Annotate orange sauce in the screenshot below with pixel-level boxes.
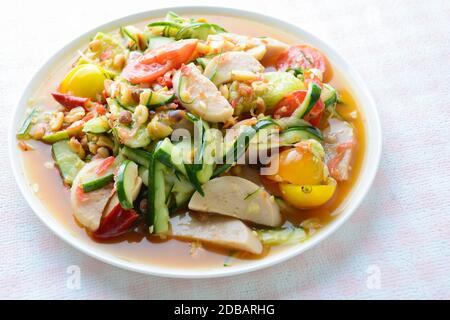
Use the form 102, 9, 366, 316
19, 14, 366, 269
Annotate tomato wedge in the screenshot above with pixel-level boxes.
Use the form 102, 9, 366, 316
92, 204, 139, 240
122, 39, 198, 84
273, 90, 325, 127
277, 44, 326, 74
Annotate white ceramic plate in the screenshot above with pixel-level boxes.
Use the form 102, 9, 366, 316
8, 6, 382, 278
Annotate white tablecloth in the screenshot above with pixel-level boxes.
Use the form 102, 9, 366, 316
1, 0, 449, 299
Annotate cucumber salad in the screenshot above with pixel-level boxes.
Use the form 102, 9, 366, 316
17, 12, 359, 257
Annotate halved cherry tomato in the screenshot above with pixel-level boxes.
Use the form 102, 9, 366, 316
279, 183, 336, 209
267, 148, 324, 186
122, 39, 198, 84
277, 44, 326, 74
92, 204, 139, 240
273, 90, 325, 127
58, 64, 107, 99
51, 92, 89, 109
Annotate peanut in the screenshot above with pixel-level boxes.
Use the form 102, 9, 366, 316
50, 112, 64, 132
134, 105, 149, 125
64, 107, 85, 123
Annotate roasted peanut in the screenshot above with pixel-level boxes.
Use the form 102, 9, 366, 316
119, 110, 132, 124
50, 112, 64, 132
97, 147, 110, 158
69, 137, 86, 159
64, 107, 85, 123
134, 105, 149, 125
97, 135, 114, 150
89, 40, 101, 52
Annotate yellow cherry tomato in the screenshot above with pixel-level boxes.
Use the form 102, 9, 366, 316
59, 64, 107, 99
267, 147, 324, 185
279, 183, 336, 209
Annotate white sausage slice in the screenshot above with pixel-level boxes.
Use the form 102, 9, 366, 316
171, 213, 263, 254
70, 159, 114, 231
203, 51, 264, 85
189, 176, 282, 227
173, 63, 233, 123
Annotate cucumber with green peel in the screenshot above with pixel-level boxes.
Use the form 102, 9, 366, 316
280, 126, 323, 145
147, 22, 182, 38
82, 116, 110, 134
116, 160, 139, 209
172, 174, 195, 208
175, 22, 226, 40
291, 82, 322, 119
196, 56, 212, 69
321, 83, 338, 109
153, 138, 187, 176
212, 118, 280, 178
52, 140, 85, 186
17, 107, 38, 140
147, 156, 170, 234
122, 126, 151, 148
142, 90, 175, 108
122, 146, 152, 167
153, 138, 204, 195
42, 130, 70, 143
81, 173, 114, 193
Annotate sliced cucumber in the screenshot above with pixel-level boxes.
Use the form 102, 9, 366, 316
17, 107, 37, 140
83, 116, 110, 134
212, 118, 279, 178
153, 138, 187, 176
81, 173, 114, 193
122, 146, 152, 167
280, 126, 323, 145
116, 160, 139, 209
143, 90, 175, 108
52, 140, 85, 186
138, 166, 148, 186
153, 138, 204, 195
175, 22, 226, 40
147, 36, 175, 51
172, 173, 195, 208
321, 83, 338, 109
196, 56, 212, 69
291, 82, 322, 119
42, 130, 70, 144
148, 156, 169, 234
147, 21, 182, 38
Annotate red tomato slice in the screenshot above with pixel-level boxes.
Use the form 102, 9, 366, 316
277, 44, 326, 74
122, 39, 198, 84
92, 204, 139, 240
273, 90, 325, 127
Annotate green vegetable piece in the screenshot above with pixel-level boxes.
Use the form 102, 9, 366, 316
257, 227, 307, 245
52, 140, 85, 185
17, 107, 38, 140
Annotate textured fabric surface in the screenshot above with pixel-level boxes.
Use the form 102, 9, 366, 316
1, 0, 449, 299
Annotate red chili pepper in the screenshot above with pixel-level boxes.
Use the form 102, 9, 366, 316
92, 204, 139, 239
95, 156, 115, 175
51, 92, 89, 109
